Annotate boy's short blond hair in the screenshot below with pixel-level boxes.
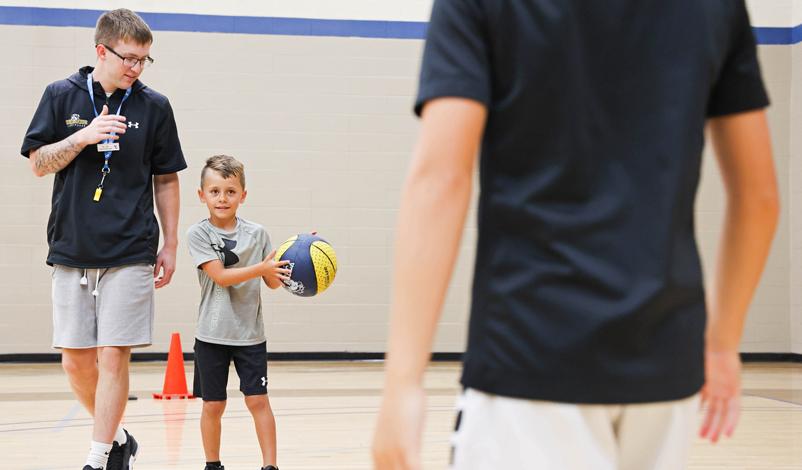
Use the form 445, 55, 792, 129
201, 155, 246, 188
95, 9, 153, 47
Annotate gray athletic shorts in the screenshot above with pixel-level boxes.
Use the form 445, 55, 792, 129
52, 264, 155, 349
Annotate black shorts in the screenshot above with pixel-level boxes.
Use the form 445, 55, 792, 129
193, 339, 268, 401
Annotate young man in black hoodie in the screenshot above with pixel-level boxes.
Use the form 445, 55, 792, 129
21, 9, 186, 470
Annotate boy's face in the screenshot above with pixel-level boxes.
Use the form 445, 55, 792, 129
97, 39, 151, 90
198, 170, 247, 222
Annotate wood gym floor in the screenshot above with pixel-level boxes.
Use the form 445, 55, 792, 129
0, 361, 799, 469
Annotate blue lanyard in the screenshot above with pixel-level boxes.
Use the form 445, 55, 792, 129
86, 73, 131, 177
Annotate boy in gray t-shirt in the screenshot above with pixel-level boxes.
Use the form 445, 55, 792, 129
187, 155, 289, 470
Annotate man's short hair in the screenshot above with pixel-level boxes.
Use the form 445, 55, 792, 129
202, 155, 246, 188
95, 9, 153, 47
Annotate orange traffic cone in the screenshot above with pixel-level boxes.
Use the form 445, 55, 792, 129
153, 332, 195, 400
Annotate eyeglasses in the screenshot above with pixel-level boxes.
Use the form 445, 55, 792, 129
101, 44, 154, 69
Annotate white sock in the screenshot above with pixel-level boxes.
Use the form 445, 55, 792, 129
86, 440, 113, 469
114, 426, 127, 445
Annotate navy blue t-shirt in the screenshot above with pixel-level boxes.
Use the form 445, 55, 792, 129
21, 66, 187, 268
416, 0, 769, 403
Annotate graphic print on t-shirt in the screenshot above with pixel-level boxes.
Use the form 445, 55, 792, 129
213, 238, 240, 267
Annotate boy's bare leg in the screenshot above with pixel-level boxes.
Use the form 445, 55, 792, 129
202, 400, 227, 462
245, 395, 277, 467
94, 346, 131, 442
61, 348, 99, 415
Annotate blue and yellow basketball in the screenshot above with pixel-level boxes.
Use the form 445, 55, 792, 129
275, 234, 337, 297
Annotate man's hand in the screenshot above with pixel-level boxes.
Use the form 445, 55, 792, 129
75, 104, 127, 146
699, 349, 742, 443
154, 244, 177, 289
372, 383, 426, 470
29, 103, 128, 177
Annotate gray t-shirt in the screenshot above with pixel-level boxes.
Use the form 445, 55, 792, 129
187, 217, 272, 346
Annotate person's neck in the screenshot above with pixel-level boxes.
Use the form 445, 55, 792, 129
209, 215, 237, 231
91, 63, 118, 95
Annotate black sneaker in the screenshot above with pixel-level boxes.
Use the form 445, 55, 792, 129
262, 466, 279, 470
82, 467, 102, 470
106, 440, 124, 470
107, 429, 139, 470
120, 430, 139, 469
204, 465, 224, 470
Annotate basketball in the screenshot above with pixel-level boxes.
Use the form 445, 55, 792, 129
275, 233, 338, 297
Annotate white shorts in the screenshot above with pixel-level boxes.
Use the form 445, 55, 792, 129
451, 388, 699, 470
51, 264, 155, 349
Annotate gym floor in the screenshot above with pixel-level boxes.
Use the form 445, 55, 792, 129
0, 361, 799, 469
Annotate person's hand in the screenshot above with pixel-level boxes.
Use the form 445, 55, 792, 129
699, 349, 742, 443
261, 249, 291, 282
154, 244, 177, 289
75, 104, 127, 146
372, 383, 426, 470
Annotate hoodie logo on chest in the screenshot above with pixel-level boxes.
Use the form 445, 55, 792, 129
65, 114, 88, 128
128, 121, 139, 129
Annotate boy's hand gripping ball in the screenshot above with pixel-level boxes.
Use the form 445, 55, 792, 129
275, 233, 337, 297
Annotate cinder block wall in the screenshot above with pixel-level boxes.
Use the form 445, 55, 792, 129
0, 0, 798, 355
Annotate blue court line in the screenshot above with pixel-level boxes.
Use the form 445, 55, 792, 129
0, 6, 800, 44
53, 402, 81, 434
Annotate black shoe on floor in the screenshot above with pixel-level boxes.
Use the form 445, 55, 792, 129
262, 466, 279, 470
120, 430, 139, 469
82, 466, 102, 470
107, 429, 139, 470
106, 440, 124, 470
204, 465, 225, 470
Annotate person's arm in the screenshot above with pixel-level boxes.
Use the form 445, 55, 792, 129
202, 259, 269, 288
262, 273, 285, 290
701, 109, 779, 443
29, 105, 127, 177
204, 250, 290, 288
372, 98, 486, 470
154, 173, 180, 288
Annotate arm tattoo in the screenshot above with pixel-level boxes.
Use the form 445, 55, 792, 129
33, 135, 84, 175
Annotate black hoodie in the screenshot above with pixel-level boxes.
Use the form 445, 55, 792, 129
21, 66, 187, 268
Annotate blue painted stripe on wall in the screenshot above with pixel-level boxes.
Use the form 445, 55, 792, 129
0, 6, 430, 39
0, 5, 799, 44
754, 24, 802, 44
